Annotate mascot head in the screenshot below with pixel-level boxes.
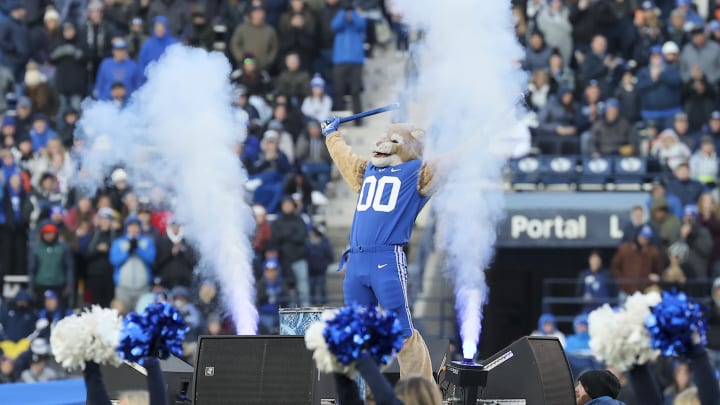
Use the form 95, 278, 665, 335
371, 124, 424, 167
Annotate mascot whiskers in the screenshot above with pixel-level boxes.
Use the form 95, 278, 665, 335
321, 116, 434, 381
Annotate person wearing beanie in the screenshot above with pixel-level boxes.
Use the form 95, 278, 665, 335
29, 222, 75, 307
576, 369, 623, 405
94, 39, 141, 101
109, 215, 156, 311
586, 97, 637, 156
301, 73, 333, 122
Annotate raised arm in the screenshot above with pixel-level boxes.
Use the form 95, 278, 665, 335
418, 161, 436, 196
322, 117, 368, 193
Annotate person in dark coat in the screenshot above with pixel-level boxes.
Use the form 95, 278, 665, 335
587, 98, 637, 156
537, 87, 585, 137
0, 170, 33, 289
576, 34, 613, 94
82, 2, 116, 89
0, 290, 36, 342
611, 225, 664, 295
49, 22, 87, 115
306, 226, 332, 305
636, 45, 683, 131
575, 369, 624, 405
278, 10, 315, 71
614, 67, 641, 124
271, 197, 309, 307
155, 220, 197, 290
569, 0, 616, 50
665, 163, 704, 207
676, 204, 712, 280
524, 30, 553, 72
83, 208, 117, 307
188, 5, 215, 52
0, 4, 31, 83
274, 52, 310, 103
682, 65, 717, 133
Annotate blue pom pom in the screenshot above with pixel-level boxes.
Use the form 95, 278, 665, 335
645, 290, 708, 357
117, 302, 189, 363
322, 305, 405, 366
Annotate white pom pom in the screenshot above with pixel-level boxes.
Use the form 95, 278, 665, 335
50, 306, 123, 371
588, 293, 660, 372
83, 306, 123, 367
51, 315, 92, 371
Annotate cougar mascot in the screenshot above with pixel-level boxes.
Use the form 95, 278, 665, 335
321, 116, 434, 380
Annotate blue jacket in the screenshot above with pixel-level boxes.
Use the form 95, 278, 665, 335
331, 10, 366, 65
0, 290, 37, 342
586, 397, 625, 405
30, 126, 58, 151
636, 64, 682, 112
138, 16, 178, 80
109, 235, 156, 287
94, 57, 141, 101
0, 15, 30, 72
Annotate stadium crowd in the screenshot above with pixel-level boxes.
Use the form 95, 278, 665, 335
0, 1, 719, 403
0, 0, 404, 384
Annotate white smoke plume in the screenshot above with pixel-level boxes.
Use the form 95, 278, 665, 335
76, 46, 257, 333
396, 1, 526, 359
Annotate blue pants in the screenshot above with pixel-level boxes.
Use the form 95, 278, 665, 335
343, 245, 413, 339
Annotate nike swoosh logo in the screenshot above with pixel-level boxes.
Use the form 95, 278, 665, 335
390, 168, 401, 172
377, 264, 388, 269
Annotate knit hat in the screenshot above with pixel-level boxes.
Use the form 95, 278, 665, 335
310, 74, 325, 89
578, 370, 621, 399
44, 8, 60, 22
124, 215, 141, 228
41, 223, 58, 235
639, 225, 654, 239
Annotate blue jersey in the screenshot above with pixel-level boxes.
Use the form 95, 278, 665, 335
350, 160, 430, 247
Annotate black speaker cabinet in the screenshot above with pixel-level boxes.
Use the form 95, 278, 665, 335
100, 354, 194, 404
193, 335, 336, 405
478, 336, 574, 405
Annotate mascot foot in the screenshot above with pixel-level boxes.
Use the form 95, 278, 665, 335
397, 329, 434, 382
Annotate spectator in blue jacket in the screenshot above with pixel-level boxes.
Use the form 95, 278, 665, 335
94, 39, 140, 101
0, 290, 36, 342
29, 114, 57, 152
138, 16, 178, 82
331, 4, 365, 122
256, 258, 287, 334
665, 162, 704, 207
36, 290, 71, 339
636, 45, 683, 131
0, 3, 30, 84
575, 251, 617, 312
110, 215, 156, 312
